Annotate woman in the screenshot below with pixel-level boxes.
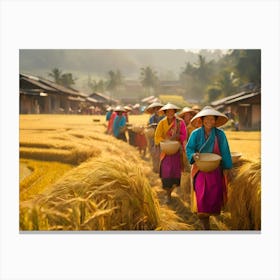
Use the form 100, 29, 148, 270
154, 103, 187, 203
105, 106, 113, 134
145, 102, 164, 172
178, 107, 198, 173
178, 106, 197, 140
107, 108, 117, 135
112, 106, 127, 142
186, 106, 233, 230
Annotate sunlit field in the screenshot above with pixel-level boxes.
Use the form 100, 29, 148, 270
19, 114, 261, 231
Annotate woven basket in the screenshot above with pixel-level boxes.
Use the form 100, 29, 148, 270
160, 140, 180, 155
194, 153, 221, 172
132, 126, 144, 133
144, 127, 155, 138
231, 152, 242, 163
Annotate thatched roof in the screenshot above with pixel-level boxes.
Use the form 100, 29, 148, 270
20, 73, 87, 98
88, 92, 118, 104
211, 91, 261, 110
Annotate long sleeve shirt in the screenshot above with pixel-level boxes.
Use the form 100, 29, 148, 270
154, 116, 187, 146
186, 126, 233, 169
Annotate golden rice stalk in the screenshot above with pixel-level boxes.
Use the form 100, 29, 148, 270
20, 156, 163, 230
20, 146, 101, 165
156, 207, 194, 231
227, 160, 261, 230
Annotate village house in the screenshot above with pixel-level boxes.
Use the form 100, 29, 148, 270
158, 80, 185, 96
20, 73, 99, 114
88, 92, 119, 107
211, 89, 261, 131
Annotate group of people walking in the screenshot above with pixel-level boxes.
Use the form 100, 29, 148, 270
105, 101, 233, 230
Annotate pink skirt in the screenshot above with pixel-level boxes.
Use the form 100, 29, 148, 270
194, 167, 225, 215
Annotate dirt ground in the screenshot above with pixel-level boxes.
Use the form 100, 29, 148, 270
137, 155, 228, 231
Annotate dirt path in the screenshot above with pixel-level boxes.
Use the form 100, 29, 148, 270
146, 160, 229, 231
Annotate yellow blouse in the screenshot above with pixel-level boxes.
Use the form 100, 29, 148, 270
154, 117, 186, 145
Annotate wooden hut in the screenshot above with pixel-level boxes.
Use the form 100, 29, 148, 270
211, 90, 261, 131
20, 73, 89, 114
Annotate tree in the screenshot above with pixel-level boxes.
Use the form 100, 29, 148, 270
227, 49, 261, 87
206, 85, 222, 102
106, 70, 124, 93
180, 56, 214, 101
48, 68, 76, 88
216, 70, 238, 96
48, 68, 62, 84
60, 73, 76, 87
139, 66, 159, 96
88, 76, 105, 92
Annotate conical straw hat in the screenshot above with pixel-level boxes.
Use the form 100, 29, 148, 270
159, 102, 181, 112
124, 105, 132, 111
191, 105, 202, 112
144, 102, 164, 114
190, 106, 228, 127
178, 106, 197, 118
114, 105, 126, 112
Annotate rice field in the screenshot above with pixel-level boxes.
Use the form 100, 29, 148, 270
19, 114, 261, 231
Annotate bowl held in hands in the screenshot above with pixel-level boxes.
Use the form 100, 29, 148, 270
160, 140, 180, 155
194, 153, 222, 172
231, 152, 242, 163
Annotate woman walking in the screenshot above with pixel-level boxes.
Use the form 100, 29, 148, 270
112, 106, 127, 142
145, 102, 164, 172
178, 106, 198, 172
186, 106, 233, 230
154, 103, 187, 203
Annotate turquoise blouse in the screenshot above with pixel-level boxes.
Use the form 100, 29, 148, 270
113, 115, 126, 137
186, 126, 233, 169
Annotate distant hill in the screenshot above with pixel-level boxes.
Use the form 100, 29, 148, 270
19, 49, 226, 92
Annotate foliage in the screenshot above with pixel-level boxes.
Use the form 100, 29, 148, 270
106, 69, 124, 92
88, 76, 105, 92
48, 68, 76, 87
48, 67, 62, 83
179, 49, 261, 102
206, 85, 222, 102
228, 49, 261, 86
140, 66, 159, 95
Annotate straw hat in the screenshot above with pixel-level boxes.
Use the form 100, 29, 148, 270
114, 105, 126, 112
124, 105, 132, 111
144, 102, 164, 114
191, 105, 202, 112
190, 106, 228, 127
159, 103, 181, 112
178, 106, 197, 118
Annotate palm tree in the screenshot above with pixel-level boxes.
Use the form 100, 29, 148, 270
140, 66, 159, 96
48, 68, 76, 87
60, 73, 76, 87
48, 68, 62, 84
107, 70, 124, 92
217, 70, 238, 96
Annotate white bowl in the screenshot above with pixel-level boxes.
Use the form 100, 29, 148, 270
195, 153, 222, 172
231, 152, 242, 163
160, 140, 180, 155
